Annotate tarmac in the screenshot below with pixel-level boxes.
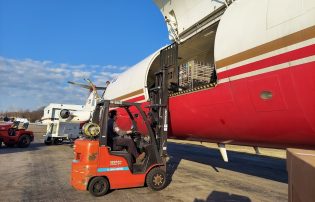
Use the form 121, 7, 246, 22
0, 132, 288, 202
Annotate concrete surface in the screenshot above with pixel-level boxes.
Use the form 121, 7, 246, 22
0, 134, 288, 202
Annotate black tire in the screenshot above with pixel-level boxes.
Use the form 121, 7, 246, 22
18, 134, 31, 148
44, 136, 53, 145
88, 177, 109, 197
146, 167, 167, 191
53, 138, 63, 145
5, 142, 16, 147
44, 140, 52, 145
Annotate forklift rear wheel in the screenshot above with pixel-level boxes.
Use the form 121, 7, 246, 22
18, 135, 31, 148
88, 177, 109, 197
146, 167, 167, 191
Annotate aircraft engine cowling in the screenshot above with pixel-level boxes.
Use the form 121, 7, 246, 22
59, 109, 91, 122
60, 109, 71, 119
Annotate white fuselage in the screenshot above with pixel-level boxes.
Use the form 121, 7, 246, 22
104, 0, 315, 148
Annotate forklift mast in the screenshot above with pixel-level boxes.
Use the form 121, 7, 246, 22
149, 43, 178, 158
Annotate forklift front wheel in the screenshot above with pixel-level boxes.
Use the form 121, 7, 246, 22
88, 177, 109, 197
146, 167, 167, 191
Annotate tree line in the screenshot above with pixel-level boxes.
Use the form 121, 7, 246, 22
0, 107, 45, 123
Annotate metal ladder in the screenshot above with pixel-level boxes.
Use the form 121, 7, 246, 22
149, 43, 178, 159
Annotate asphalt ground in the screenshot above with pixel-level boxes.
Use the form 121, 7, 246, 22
0, 134, 288, 202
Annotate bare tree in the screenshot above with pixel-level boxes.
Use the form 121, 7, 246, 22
0, 107, 45, 122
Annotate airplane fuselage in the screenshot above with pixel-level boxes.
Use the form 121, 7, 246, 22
104, 0, 315, 149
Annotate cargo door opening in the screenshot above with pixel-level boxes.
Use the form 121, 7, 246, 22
146, 23, 219, 97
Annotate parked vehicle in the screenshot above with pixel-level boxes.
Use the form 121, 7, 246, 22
0, 121, 34, 148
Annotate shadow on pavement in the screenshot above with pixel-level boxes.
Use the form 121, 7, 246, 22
194, 190, 251, 202
0, 138, 73, 155
0, 142, 46, 154
166, 142, 287, 186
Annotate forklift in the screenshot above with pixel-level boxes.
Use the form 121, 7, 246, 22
71, 44, 178, 196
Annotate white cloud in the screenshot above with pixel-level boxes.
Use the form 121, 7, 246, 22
0, 56, 129, 111
119, 66, 129, 70
72, 71, 91, 78
49, 68, 68, 73
70, 64, 86, 69
91, 65, 100, 68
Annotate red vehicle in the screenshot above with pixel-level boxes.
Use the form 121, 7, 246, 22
0, 122, 34, 148
71, 100, 168, 196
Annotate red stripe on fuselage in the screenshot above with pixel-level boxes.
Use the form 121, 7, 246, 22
218, 44, 315, 79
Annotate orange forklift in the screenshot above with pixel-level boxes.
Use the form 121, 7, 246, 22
71, 44, 177, 196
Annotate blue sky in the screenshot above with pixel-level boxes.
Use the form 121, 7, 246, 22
0, 0, 170, 111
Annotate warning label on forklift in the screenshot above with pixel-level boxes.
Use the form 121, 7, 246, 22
110, 160, 122, 166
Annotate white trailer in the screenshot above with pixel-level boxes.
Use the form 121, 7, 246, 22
41, 103, 84, 124
45, 121, 81, 144
42, 103, 85, 145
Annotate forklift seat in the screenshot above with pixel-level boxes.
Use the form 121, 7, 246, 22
108, 137, 127, 152
110, 150, 133, 171
104, 131, 133, 169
